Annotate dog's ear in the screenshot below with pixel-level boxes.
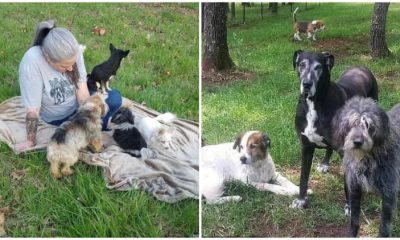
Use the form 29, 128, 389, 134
372, 109, 390, 146
233, 133, 243, 152
101, 102, 107, 116
293, 50, 303, 69
332, 107, 350, 150
109, 43, 116, 52
262, 134, 271, 148
123, 50, 130, 57
323, 52, 334, 71
128, 111, 135, 125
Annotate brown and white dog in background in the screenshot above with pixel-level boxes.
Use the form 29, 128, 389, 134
201, 131, 311, 204
293, 7, 325, 41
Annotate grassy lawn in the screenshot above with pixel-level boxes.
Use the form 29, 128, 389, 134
0, 3, 199, 237
202, 3, 400, 237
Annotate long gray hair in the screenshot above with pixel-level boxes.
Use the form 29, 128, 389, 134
32, 20, 80, 87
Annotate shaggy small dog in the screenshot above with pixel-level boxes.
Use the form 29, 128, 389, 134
201, 131, 310, 204
332, 97, 400, 237
47, 93, 108, 179
292, 7, 325, 41
87, 43, 130, 93
110, 107, 147, 157
135, 112, 176, 151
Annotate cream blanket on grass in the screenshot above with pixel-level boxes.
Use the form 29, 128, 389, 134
0, 96, 199, 203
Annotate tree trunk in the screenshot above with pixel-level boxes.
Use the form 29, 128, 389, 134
242, 3, 246, 24
261, 3, 264, 19
201, 3, 205, 33
370, 3, 391, 58
231, 2, 235, 19
270, 3, 278, 14
203, 3, 234, 72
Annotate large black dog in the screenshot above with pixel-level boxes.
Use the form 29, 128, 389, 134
87, 43, 130, 93
290, 50, 378, 209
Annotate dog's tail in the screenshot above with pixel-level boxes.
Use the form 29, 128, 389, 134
155, 112, 176, 124
51, 128, 67, 144
293, 7, 299, 22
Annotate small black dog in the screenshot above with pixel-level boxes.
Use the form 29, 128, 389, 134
110, 107, 147, 157
87, 43, 130, 93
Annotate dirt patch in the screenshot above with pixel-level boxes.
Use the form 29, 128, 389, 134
313, 222, 349, 237
378, 70, 400, 90
252, 217, 348, 237
313, 37, 369, 60
202, 70, 257, 87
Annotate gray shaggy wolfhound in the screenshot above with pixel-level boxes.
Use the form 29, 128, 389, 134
332, 96, 400, 237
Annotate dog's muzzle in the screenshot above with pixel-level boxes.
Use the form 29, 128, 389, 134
240, 156, 247, 164
352, 138, 363, 149
301, 82, 313, 97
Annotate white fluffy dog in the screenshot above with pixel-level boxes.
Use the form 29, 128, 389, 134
201, 131, 309, 204
135, 112, 176, 150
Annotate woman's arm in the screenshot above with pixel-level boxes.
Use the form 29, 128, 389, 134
75, 48, 90, 106
17, 49, 43, 152
76, 81, 90, 106
15, 107, 40, 152
26, 108, 39, 144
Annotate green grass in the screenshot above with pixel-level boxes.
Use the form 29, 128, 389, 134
0, 3, 198, 237
202, 3, 400, 237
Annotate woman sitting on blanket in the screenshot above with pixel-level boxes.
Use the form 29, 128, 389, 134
15, 20, 122, 152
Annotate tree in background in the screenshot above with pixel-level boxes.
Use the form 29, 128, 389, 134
270, 3, 278, 14
370, 3, 391, 58
231, 2, 235, 20
203, 3, 234, 72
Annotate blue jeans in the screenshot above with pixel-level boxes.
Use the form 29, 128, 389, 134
47, 89, 122, 131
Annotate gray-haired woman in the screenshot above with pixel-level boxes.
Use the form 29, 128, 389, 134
16, 20, 121, 152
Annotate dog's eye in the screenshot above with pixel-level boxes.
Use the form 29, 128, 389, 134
315, 65, 322, 70
249, 144, 256, 149
299, 62, 306, 68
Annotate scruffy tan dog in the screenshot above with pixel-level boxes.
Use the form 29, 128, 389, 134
47, 93, 108, 179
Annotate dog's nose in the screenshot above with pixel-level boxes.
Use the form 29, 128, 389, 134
302, 82, 312, 89
240, 156, 247, 164
353, 139, 363, 148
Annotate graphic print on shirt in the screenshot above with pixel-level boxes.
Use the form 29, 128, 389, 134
49, 78, 75, 105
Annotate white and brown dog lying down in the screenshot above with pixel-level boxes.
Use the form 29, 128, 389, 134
201, 131, 312, 204
293, 7, 325, 41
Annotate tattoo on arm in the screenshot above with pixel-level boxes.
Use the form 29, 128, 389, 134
26, 112, 38, 144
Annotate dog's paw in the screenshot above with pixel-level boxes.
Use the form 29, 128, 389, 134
51, 170, 63, 179
316, 163, 329, 173
307, 189, 313, 195
344, 204, 351, 216
61, 166, 74, 176
276, 188, 298, 196
290, 198, 308, 209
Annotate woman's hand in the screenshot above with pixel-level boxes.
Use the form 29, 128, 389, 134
15, 140, 35, 153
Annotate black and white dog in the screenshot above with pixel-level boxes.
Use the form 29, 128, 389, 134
332, 97, 400, 237
87, 43, 130, 93
110, 107, 147, 157
291, 50, 378, 209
